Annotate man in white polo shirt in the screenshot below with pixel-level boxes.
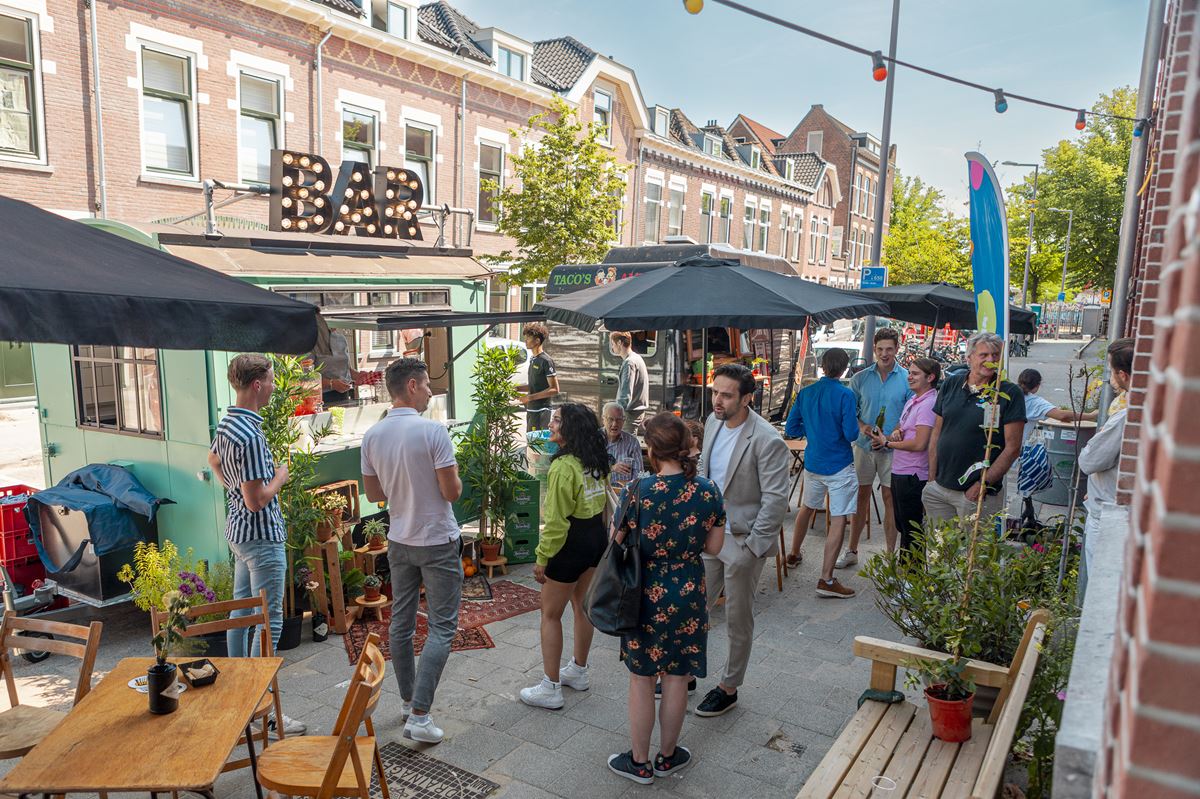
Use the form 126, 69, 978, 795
361, 358, 462, 744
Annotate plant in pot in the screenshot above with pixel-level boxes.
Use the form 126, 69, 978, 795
362, 574, 383, 601
315, 491, 349, 542
363, 517, 388, 551
147, 589, 192, 715
905, 654, 977, 743
456, 345, 524, 563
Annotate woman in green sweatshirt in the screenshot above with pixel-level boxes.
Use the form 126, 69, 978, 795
520, 403, 611, 710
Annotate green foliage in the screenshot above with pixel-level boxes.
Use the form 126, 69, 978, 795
904, 656, 976, 702
363, 517, 387, 543
151, 590, 192, 664
1006, 87, 1136, 296
456, 346, 524, 543
479, 96, 628, 286
118, 541, 212, 613
882, 171, 972, 288
363, 574, 383, 589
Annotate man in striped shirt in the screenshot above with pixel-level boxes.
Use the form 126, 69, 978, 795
208, 353, 305, 737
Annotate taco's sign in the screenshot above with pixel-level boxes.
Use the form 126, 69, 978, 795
268, 149, 425, 239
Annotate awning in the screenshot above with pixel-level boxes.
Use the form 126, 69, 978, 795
326, 310, 545, 331
165, 243, 489, 280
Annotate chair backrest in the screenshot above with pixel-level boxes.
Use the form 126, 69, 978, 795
313, 633, 385, 799
0, 611, 103, 707
150, 589, 273, 658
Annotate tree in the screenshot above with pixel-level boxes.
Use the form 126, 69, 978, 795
480, 96, 628, 286
1005, 87, 1136, 294
881, 171, 973, 287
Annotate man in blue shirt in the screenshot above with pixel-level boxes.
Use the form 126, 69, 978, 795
784, 348, 861, 598
838, 328, 911, 569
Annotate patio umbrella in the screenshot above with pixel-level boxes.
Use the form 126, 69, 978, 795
535, 255, 889, 331
857, 281, 1038, 336
0, 196, 319, 353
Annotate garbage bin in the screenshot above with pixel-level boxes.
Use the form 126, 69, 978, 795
1033, 418, 1097, 507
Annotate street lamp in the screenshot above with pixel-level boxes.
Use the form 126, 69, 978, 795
1001, 161, 1039, 307
1047, 207, 1074, 337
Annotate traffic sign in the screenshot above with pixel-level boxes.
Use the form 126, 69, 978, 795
1058, 292, 1066, 302
1101, 288, 1113, 306
861, 267, 887, 290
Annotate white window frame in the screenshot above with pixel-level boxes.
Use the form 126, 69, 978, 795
496, 45, 525, 81
386, 1, 413, 39
792, 211, 803, 262
742, 197, 757, 250
0, 4, 47, 165
750, 146, 761, 170
779, 209, 791, 258
717, 190, 733, 244
756, 201, 771, 253
643, 172, 663, 244
704, 134, 721, 157
136, 42, 200, 181
849, 224, 858, 268
593, 88, 613, 147
699, 188, 715, 244
475, 131, 506, 230
233, 67, 284, 185
654, 107, 670, 137
340, 103, 378, 167
127, 23, 206, 184
806, 130, 822, 155
820, 217, 830, 265
808, 216, 818, 264
666, 176, 686, 238
337, 88, 386, 169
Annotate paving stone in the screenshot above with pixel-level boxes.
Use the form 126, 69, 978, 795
563, 692, 631, 732
429, 723, 524, 772
505, 707, 587, 750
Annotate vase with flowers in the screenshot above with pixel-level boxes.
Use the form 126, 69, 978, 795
315, 491, 349, 542
148, 590, 191, 715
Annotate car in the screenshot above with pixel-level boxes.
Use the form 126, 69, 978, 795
482, 335, 531, 385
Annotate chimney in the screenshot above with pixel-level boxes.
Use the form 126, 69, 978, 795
706, 119, 717, 128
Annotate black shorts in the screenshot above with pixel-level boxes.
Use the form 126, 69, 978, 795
544, 514, 607, 583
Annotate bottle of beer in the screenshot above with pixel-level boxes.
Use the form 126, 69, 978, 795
874, 405, 886, 433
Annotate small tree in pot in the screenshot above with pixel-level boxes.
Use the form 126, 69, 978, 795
456, 345, 524, 560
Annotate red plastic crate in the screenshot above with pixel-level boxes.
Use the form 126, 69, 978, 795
0, 484, 38, 564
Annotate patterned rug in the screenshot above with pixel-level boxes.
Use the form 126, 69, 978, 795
370, 741, 498, 799
343, 612, 494, 665
422, 579, 542, 629
461, 573, 493, 601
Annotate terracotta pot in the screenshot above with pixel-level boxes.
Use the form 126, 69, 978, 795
369, 535, 387, 551
481, 541, 502, 561
364, 586, 381, 601
926, 685, 974, 742
316, 521, 335, 542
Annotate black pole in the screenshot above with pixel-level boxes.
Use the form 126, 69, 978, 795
928, 308, 940, 356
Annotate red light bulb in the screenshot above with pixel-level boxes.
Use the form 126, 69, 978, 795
871, 51, 887, 82
1074, 110, 1086, 131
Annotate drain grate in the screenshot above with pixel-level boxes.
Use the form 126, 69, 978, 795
371, 741, 499, 799
767, 732, 808, 758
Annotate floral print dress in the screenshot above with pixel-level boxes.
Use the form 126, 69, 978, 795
618, 473, 726, 677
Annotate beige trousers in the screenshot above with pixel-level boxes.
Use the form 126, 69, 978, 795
703, 535, 768, 690
921, 480, 1005, 526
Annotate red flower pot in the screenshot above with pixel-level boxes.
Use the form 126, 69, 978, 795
364, 586, 381, 601
926, 686, 974, 742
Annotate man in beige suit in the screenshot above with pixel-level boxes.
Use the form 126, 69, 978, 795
694, 363, 790, 717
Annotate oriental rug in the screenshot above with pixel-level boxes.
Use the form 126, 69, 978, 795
343, 612, 494, 664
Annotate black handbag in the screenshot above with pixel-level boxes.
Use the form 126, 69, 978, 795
585, 478, 643, 636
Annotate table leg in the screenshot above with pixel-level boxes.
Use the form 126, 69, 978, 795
244, 723, 265, 799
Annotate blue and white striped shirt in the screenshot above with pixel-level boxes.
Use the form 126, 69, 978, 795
211, 407, 286, 544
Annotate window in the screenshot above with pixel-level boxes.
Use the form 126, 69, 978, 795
497, 46, 524, 80
750, 147, 761, 169
238, 73, 280, 184
784, 160, 795, 181
852, 173, 861, 213
387, 2, 408, 37
477, 142, 503, 225
141, 47, 193, 175
699, 191, 714, 244
868, 177, 876, 218
667, 184, 684, 237
806, 130, 823, 156
849, 226, 858, 268
792, 213, 803, 262
342, 106, 376, 166
808, 217, 818, 263
717, 195, 732, 244
643, 181, 662, 243
405, 123, 434, 200
780, 210, 791, 258
654, 107, 670, 136
0, 12, 38, 159
364, 289, 450, 352
742, 201, 755, 250
73, 346, 163, 437
608, 187, 624, 237
820, 218, 830, 264
756, 206, 769, 252
704, 135, 721, 157
593, 89, 612, 145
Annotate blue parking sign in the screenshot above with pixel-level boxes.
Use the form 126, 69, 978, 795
861, 267, 887, 289
1058, 292, 1066, 302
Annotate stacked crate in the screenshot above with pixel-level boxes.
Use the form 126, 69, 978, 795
0, 485, 44, 592
503, 473, 540, 565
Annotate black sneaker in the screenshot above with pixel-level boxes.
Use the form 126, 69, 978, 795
608, 751, 654, 785
654, 677, 698, 700
694, 687, 738, 717
653, 745, 693, 777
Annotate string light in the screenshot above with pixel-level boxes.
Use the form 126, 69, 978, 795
871, 51, 887, 82
1075, 110, 1087, 131
994, 89, 1008, 114
682, 0, 704, 13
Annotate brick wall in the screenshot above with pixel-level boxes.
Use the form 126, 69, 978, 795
1100, 2, 1200, 797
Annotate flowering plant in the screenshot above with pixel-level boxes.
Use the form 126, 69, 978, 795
151, 589, 192, 665
119, 541, 220, 614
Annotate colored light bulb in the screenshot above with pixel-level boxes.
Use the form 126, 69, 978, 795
872, 51, 887, 82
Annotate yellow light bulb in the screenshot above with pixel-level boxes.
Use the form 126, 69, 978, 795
683, 0, 703, 13
335, 221, 345, 231
360, 189, 370, 199
313, 162, 323, 173
300, 156, 311, 168
367, 223, 377, 234
384, 225, 393, 234
297, 219, 308, 230
351, 213, 361, 222
387, 170, 396, 180
407, 226, 416, 236
282, 153, 294, 165
282, 197, 293, 208
314, 215, 324, 226
280, 218, 292, 228
385, 206, 394, 217
340, 204, 350, 214
363, 207, 373, 217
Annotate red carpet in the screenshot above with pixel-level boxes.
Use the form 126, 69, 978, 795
343, 612, 494, 664
424, 580, 543, 629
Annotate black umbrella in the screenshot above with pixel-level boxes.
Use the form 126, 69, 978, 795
535, 255, 889, 331
0, 196, 318, 353
857, 282, 1037, 336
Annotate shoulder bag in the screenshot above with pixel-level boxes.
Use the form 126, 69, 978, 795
585, 477, 644, 636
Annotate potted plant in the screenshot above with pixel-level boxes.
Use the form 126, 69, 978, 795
363, 518, 388, 551
148, 589, 192, 715
362, 574, 383, 601
456, 346, 524, 562
905, 656, 976, 742
315, 491, 349, 542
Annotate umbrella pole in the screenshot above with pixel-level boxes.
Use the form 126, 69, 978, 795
928, 308, 940, 356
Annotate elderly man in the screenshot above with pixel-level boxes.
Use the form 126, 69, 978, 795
924, 332, 1026, 524
601, 402, 643, 486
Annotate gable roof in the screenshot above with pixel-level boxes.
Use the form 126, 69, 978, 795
731, 114, 785, 155
417, 1, 494, 64
531, 36, 597, 91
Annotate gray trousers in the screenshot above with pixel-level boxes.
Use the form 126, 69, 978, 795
387, 539, 463, 712
921, 480, 1004, 526
703, 536, 768, 690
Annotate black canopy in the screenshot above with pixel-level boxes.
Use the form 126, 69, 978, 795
858, 282, 1037, 335
0, 196, 319, 353
535, 255, 889, 331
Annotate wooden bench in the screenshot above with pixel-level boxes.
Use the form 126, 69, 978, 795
797, 609, 1049, 799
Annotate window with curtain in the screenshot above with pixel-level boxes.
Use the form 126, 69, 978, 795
0, 13, 37, 158
667, 185, 684, 237
141, 47, 193, 175
477, 142, 503, 224
699, 191, 714, 244
405, 123, 434, 200
643, 181, 662, 243
238, 73, 280, 184
342, 106, 376, 167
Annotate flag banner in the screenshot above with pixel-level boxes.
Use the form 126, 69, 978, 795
965, 152, 1010, 341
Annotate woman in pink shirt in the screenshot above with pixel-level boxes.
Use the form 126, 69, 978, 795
869, 358, 940, 555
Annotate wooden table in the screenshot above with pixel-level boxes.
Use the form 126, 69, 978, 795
784, 438, 807, 506
0, 656, 281, 798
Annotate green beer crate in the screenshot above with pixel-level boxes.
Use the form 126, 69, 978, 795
508, 473, 540, 515
504, 529, 538, 565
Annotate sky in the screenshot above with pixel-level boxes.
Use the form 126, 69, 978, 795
451, 0, 1147, 209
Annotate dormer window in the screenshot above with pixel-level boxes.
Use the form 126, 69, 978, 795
654, 107, 670, 136
497, 46, 524, 80
750, 147, 761, 169
785, 160, 795, 181
704, 135, 721, 157
386, 2, 408, 38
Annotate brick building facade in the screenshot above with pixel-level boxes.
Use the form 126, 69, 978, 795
1098, 1, 1200, 796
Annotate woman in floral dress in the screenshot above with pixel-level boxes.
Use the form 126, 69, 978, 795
607, 412, 725, 785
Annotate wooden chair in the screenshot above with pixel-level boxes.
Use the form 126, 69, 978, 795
0, 611, 103, 761
797, 609, 1051, 799
151, 589, 285, 772
256, 632, 391, 799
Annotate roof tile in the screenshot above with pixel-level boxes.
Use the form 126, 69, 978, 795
531, 36, 596, 91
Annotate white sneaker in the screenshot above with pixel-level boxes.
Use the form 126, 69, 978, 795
403, 713, 444, 743
519, 677, 565, 709
835, 550, 859, 569
401, 699, 413, 720
559, 659, 590, 691
259, 714, 306, 738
